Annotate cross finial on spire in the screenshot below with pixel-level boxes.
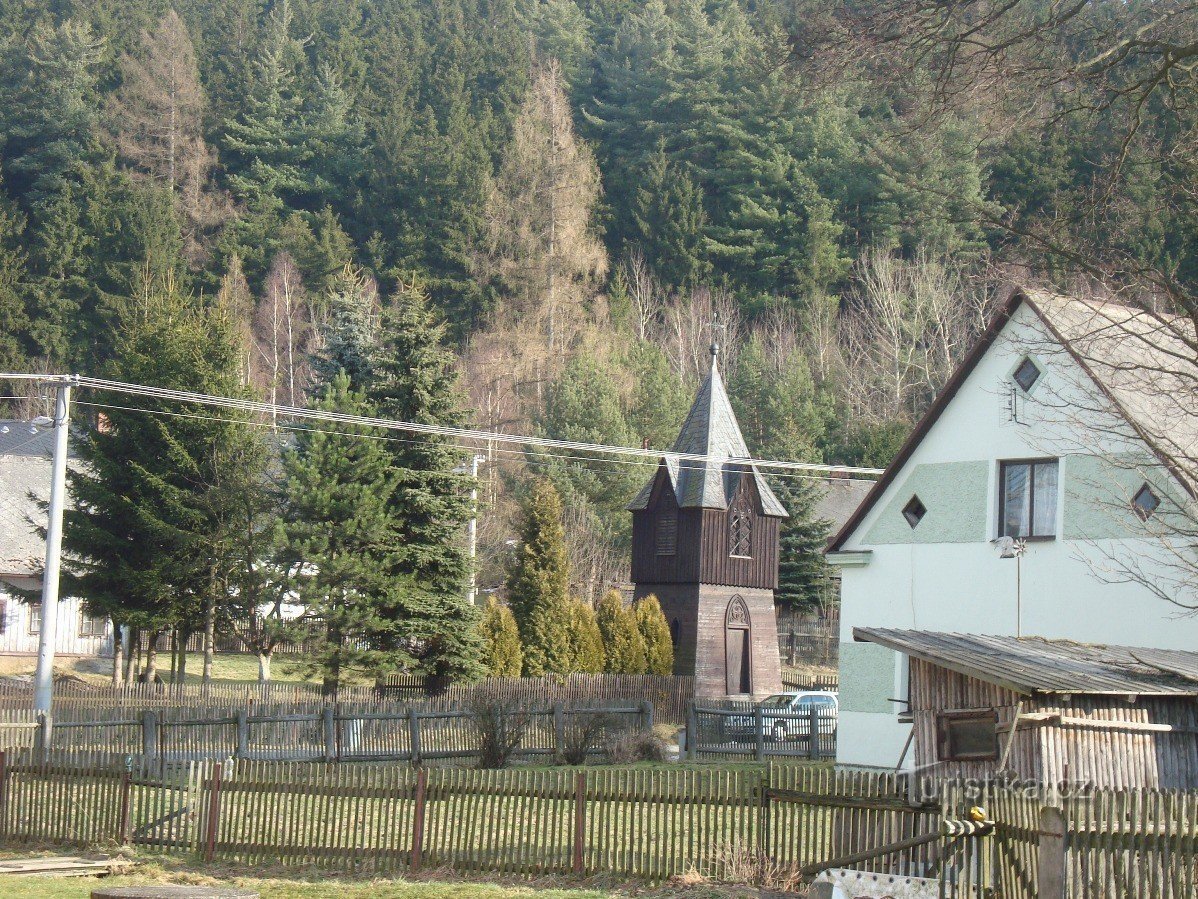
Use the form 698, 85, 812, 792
710, 313, 725, 368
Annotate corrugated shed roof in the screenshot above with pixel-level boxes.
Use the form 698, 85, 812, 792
627, 358, 787, 517
854, 628, 1198, 696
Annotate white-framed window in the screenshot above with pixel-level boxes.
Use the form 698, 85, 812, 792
79, 610, 106, 638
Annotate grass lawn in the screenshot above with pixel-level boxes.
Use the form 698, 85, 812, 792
0, 874, 619, 899
0, 860, 754, 899
0, 653, 332, 687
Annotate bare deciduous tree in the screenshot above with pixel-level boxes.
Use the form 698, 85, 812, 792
484, 57, 608, 355
836, 250, 996, 423
252, 252, 314, 419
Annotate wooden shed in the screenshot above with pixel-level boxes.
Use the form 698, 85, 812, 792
855, 628, 1198, 790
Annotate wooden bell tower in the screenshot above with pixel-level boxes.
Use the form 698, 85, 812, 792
628, 343, 785, 698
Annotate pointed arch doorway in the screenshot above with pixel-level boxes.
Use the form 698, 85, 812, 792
725, 595, 752, 695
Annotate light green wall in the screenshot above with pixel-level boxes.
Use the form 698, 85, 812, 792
1063, 454, 1186, 540
838, 642, 896, 714
863, 461, 989, 545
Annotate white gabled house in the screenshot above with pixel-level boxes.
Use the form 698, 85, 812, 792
827, 289, 1198, 769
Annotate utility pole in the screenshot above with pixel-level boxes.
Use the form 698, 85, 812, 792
33, 376, 75, 713
467, 453, 485, 606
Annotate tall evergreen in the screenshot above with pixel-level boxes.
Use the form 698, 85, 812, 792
506, 478, 575, 676
595, 590, 647, 674
480, 600, 523, 677
367, 275, 476, 611
565, 599, 606, 673
635, 594, 674, 676
64, 280, 258, 681
278, 375, 408, 694
773, 478, 833, 613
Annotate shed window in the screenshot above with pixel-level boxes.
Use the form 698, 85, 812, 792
655, 513, 678, 555
902, 495, 926, 529
1133, 483, 1160, 521
937, 711, 999, 762
1013, 357, 1042, 392
999, 459, 1058, 539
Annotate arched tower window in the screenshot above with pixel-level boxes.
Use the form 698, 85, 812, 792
724, 595, 752, 694
729, 488, 753, 557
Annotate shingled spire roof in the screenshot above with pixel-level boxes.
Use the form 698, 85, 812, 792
627, 349, 788, 517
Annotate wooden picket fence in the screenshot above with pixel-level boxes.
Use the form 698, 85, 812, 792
0, 751, 934, 883
22, 701, 653, 766
0, 674, 695, 725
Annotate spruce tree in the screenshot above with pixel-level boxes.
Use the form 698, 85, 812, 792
278, 374, 409, 694
312, 264, 377, 388
595, 590, 647, 674
566, 599, 605, 673
64, 279, 261, 682
480, 600, 523, 677
773, 478, 833, 614
367, 275, 476, 609
506, 478, 575, 676
635, 594, 674, 676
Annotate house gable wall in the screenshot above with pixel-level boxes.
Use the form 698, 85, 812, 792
835, 301, 1198, 769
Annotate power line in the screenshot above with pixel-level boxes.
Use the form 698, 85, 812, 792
1, 372, 885, 478
73, 399, 879, 484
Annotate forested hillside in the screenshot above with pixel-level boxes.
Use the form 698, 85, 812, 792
0, 0, 1192, 659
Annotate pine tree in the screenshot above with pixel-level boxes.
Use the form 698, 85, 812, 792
506, 478, 575, 676
0, 186, 29, 372
480, 600, 523, 677
566, 599, 605, 673
635, 594, 674, 676
278, 374, 409, 694
484, 57, 607, 347
595, 590, 647, 674
0, 20, 105, 211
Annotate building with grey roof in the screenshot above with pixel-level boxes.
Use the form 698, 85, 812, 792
0, 421, 110, 657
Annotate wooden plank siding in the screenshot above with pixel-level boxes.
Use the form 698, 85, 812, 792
909, 658, 1198, 790
631, 471, 779, 590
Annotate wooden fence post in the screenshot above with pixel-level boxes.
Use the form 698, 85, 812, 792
322, 706, 336, 762
410, 767, 428, 871
754, 705, 765, 762
203, 761, 223, 862
686, 703, 698, 760
639, 700, 653, 732
1037, 805, 1066, 899
0, 750, 8, 835
808, 706, 820, 760
408, 710, 422, 766
572, 770, 586, 874
141, 710, 158, 765
235, 710, 248, 759
552, 703, 565, 755
118, 763, 132, 844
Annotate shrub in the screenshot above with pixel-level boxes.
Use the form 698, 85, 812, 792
605, 728, 669, 764
635, 594, 674, 675
596, 590, 647, 673
479, 600, 523, 677
559, 710, 617, 765
565, 599, 605, 673
468, 687, 533, 769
